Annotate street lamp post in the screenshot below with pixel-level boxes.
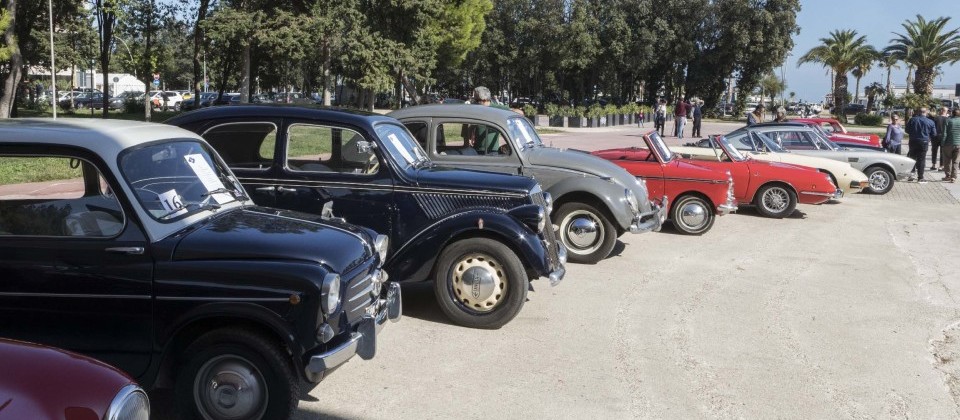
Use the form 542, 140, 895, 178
48, 0, 56, 118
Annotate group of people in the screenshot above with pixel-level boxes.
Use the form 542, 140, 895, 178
885, 107, 960, 183
650, 98, 703, 139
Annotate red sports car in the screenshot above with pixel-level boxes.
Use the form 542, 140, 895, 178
791, 117, 883, 150
592, 131, 736, 235
596, 131, 840, 223
0, 338, 149, 420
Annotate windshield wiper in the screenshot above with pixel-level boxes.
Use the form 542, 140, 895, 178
158, 201, 221, 220
202, 186, 250, 202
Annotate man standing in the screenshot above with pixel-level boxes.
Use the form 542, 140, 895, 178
905, 107, 938, 183
472, 86, 511, 111
932, 107, 949, 171
674, 98, 690, 138
942, 108, 960, 183
654, 99, 667, 136
691, 100, 703, 137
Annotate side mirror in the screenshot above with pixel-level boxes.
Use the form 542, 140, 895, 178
356, 140, 375, 154
321, 201, 347, 224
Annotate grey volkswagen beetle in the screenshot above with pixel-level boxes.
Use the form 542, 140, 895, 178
391, 104, 666, 264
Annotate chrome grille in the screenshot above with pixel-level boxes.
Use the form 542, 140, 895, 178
413, 193, 515, 220
344, 270, 376, 325
531, 191, 561, 269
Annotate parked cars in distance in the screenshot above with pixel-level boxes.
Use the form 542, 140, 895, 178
676, 127, 869, 196
746, 122, 915, 194
213, 92, 241, 106
842, 103, 866, 115
181, 92, 218, 110
168, 106, 566, 329
791, 117, 883, 150
108, 91, 145, 110
148, 90, 183, 111
0, 338, 150, 420
591, 131, 736, 234
390, 104, 665, 263
0, 118, 400, 419
59, 91, 106, 110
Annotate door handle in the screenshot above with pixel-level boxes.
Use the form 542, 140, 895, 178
277, 187, 297, 193
255, 186, 277, 193
105, 247, 145, 255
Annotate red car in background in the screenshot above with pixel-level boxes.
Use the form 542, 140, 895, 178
592, 131, 737, 235
0, 338, 149, 419
792, 117, 883, 150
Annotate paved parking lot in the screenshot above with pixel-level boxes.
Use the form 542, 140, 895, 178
282, 126, 960, 419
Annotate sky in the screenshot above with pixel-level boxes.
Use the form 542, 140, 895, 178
784, 0, 960, 103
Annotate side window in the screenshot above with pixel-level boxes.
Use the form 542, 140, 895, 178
287, 124, 378, 175
403, 122, 429, 151
435, 122, 511, 157
726, 132, 752, 150
202, 123, 277, 170
777, 131, 811, 148
821, 123, 835, 133
0, 156, 123, 237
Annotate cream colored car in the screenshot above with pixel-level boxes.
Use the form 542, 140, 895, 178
675, 129, 867, 196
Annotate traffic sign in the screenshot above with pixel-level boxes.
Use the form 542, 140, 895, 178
152, 80, 160, 86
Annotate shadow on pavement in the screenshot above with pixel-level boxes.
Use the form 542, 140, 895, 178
397, 283, 458, 327
734, 206, 807, 219
149, 386, 357, 420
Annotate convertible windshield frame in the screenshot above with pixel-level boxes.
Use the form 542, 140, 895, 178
715, 136, 747, 162
647, 131, 674, 162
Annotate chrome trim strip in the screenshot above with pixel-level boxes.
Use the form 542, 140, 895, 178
640, 176, 726, 184
0, 292, 151, 299
236, 177, 526, 198
155, 296, 290, 302
348, 283, 375, 302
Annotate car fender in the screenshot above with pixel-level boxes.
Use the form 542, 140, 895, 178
386, 210, 548, 282
545, 176, 632, 230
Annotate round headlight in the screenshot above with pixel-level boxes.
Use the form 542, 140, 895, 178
542, 192, 554, 214
322, 273, 341, 316
106, 384, 150, 420
624, 188, 639, 213
374, 234, 389, 263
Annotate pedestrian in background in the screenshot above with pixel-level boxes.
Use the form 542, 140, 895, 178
654, 99, 667, 136
637, 108, 645, 128
691, 100, 703, 137
883, 114, 904, 155
905, 107, 937, 183
932, 107, 949, 171
674, 98, 690, 138
773, 105, 788, 122
747, 103, 764, 126
942, 108, 960, 182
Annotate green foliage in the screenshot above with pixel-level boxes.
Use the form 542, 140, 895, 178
797, 29, 876, 123
603, 104, 618, 115
545, 102, 561, 117
123, 98, 144, 113
884, 15, 960, 96
522, 103, 537, 118
853, 113, 882, 126
586, 103, 603, 119
896, 93, 938, 111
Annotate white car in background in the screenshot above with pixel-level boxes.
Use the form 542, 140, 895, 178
147, 90, 183, 111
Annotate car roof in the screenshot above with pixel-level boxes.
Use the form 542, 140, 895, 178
388, 104, 521, 125
167, 105, 397, 128
750, 122, 814, 130
0, 118, 203, 159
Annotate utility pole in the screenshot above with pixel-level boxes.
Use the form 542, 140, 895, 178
48, 0, 56, 118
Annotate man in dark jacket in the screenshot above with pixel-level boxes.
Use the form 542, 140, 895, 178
931, 107, 949, 171
691, 100, 703, 137
905, 107, 937, 183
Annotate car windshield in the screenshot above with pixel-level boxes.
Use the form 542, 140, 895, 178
119, 140, 247, 222
648, 131, 674, 161
506, 117, 544, 150
808, 126, 842, 151
374, 123, 429, 168
715, 136, 746, 161
752, 131, 787, 153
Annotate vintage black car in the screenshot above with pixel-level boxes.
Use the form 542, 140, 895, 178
390, 104, 666, 264
167, 106, 566, 329
0, 119, 400, 420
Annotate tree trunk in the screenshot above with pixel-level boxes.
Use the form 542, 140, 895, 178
833, 71, 848, 123
853, 76, 861, 102
193, 0, 210, 101
0, 0, 21, 118
240, 43, 250, 103
885, 68, 892, 99
913, 66, 935, 97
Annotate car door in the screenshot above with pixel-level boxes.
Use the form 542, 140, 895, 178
0, 148, 154, 378
275, 121, 395, 236
421, 119, 523, 176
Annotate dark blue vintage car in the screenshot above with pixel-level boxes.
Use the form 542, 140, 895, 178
0, 119, 400, 420
168, 106, 566, 329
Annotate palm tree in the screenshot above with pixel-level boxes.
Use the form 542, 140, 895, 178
864, 82, 885, 113
884, 15, 960, 96
798, 29, 877, 122
878, 52, 899, 98
850, 53, 875, 102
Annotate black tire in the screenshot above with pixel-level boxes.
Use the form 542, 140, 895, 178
175, 328, 298, 420
553, 201, 617, 264
434, 237, 528, 329
864, 166, 894, 194
670, 194, 715, 235
754, 183, 797, 218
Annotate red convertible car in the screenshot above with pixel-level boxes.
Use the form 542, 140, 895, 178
596, 131, 840, 223
792, 118, 883, 150
592, 131, 736, 235
0, 338, 149, 419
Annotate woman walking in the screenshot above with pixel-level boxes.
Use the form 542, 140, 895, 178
883, 114, 905, 155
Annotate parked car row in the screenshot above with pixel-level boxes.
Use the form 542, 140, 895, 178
0, 102, 911, 419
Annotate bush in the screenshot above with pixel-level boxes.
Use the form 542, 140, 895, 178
124, 98, 145, 114
586, 104, 604, 119
522, 104, 537, 118
545, 103, 561, 117
853, 113, 882, 126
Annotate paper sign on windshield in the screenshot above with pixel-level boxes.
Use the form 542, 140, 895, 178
387, 133, 415, 164
184, 154, 231, 204
158, 189, 186, 216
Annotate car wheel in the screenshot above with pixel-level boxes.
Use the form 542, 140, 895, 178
670, 194, 715, 235
175, 328, 297, 420
433, 237, 528, 329
553, 202, 616, 264
864, 166, 894, 194
754, 183, 797, 218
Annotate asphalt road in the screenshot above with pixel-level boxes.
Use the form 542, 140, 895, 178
284, 125, 960, 419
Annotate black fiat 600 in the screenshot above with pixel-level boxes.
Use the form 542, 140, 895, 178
168, 106, 566, 329
0, 119, 400, 420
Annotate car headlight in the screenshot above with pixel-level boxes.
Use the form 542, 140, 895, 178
374, 234, 389, 264
321, 273, 341, 316
624, 188, 639, 213
536, 206, 546, 232
105, 384, 150, 420
542, 191, 553, 215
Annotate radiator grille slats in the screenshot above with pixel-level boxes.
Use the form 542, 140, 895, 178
413, 193, 514, 219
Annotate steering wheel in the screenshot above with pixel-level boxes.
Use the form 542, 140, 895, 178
364, 155, 380, 174
497, 144, 510, 155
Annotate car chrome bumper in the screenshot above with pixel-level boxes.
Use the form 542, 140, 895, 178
630, 196, 668, 233
304, 282, 401, 382
717, 203, 738, 215
547, 245, 567, 286
801, 188, 843, 199
849, 180, 865, 191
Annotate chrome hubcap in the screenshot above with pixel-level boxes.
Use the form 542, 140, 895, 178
561, 210, 604, 253
452, 254, 505, 312
761, 187, 789, 213
869, 171, 890, 191
194, 355, 267, 420
678, 201, 707, 228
